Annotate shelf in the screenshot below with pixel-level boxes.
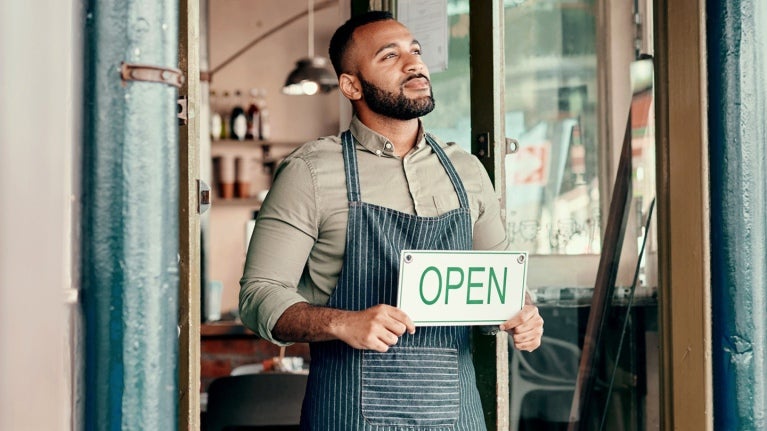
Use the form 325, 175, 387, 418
201, 320, 257, 338
211, 139, 299, 147
210, 139, 300, 164
212, 197, 262, 207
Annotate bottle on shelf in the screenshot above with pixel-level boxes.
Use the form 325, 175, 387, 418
257, 90, 271, 141
230, 90, 248, 141
246, 88, 260, 141
209, 90, 222, 141
220, 90, 231, 140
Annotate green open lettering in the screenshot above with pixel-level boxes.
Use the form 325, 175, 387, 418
445, 267, 464, 304
487, 267, 507, 304
419, 266, 442, 305
466, 267, 485, 304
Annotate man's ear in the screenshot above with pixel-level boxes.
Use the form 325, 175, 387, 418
339, 73, 362, 101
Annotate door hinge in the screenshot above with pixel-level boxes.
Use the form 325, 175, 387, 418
120, 62, 185, 88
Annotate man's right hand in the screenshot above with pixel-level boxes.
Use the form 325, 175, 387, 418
272, 302, 415, 352
331, 304, 416, 352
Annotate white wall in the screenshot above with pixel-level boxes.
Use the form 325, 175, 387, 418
0, 1, 80, 429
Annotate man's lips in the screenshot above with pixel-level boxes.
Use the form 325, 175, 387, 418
403, 76, 430, 90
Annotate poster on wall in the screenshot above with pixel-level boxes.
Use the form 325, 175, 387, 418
397, 0, 448, 72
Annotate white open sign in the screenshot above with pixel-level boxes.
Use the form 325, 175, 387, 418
396, 250, 528, 326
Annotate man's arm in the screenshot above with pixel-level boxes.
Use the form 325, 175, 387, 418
239, 157, 322, 344
272, 302, 415, 353
240, 154, 415, 351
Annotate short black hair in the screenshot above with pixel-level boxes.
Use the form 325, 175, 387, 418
328, 10, 395, 77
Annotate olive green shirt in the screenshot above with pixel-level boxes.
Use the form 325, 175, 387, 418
239, 117, 509, 343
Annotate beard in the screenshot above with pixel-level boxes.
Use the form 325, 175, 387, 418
358, 73, 435, 120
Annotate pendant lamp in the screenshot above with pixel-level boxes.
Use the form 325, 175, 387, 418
282, 0, 338, 95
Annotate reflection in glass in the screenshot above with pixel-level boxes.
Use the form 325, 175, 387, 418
509, 58, 659, 431
421, 0, 472, 151
503, 0, 600, 255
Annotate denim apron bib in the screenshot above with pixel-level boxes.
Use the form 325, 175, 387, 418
300, 131, 487, 431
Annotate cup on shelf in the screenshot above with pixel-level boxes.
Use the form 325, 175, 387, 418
205, 280, 224, 322
235, 156, 251, 198
218, 155, 235, 199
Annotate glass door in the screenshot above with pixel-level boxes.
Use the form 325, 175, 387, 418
501, 1, 659, 430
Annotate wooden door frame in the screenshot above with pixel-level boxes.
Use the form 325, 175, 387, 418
179, 0, 202, 429
654, 0, 713, 429
468, 2, 509, 430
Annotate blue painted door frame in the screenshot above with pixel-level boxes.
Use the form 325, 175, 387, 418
81, 0, 180, 429
708, 1, 767, 429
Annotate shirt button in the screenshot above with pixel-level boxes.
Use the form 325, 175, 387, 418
375, 149, 382, 156
385, 143, 392, 150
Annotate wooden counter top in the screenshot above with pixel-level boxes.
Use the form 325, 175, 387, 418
200, 321, 257, 338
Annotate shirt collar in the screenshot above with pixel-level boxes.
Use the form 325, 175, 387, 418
348, 116, 427, 157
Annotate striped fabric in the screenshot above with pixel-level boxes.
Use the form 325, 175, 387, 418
300, 131, 487, 431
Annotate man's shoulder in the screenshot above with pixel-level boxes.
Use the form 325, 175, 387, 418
284, 135, 343, 163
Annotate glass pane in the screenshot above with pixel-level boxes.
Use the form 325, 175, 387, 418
421, 0, 472, 152
506, 3, 660, 428
503, 0, 601, 255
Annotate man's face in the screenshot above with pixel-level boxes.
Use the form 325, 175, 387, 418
347, 20, 435, 120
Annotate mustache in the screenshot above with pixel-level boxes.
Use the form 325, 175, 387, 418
402, 74, 430, 85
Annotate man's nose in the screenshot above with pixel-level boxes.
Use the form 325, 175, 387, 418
403, 53, 426, 74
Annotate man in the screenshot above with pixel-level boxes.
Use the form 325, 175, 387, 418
240, 11, 544, 430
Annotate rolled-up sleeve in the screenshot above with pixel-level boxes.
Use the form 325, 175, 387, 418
239, 156, 318, 344
470, 157, 510, 251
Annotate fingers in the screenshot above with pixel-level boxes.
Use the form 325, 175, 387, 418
499, 304, 539, 332
499, 304, 544, 352
513, 335, 542, 352
386, 306, 416, 335
366, 332, 399, 353
510, 324, 543, 351
341, 305, 415, 352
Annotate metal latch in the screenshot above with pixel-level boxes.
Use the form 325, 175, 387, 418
177, 96, 188, 125
120, 62, 185, 88
506, 137, 519, 154
475, 132, 490, 158
198, 179, 211, 214
474, 133, 520, 158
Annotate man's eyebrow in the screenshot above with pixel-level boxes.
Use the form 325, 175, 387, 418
374, 39, 422, 56
374, 43, 398, 56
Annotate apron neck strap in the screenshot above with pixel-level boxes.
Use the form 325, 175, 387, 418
341, 130, 362, 202
424, 133, 471, 210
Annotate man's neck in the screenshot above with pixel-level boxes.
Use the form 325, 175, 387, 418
357, 111, 420, 157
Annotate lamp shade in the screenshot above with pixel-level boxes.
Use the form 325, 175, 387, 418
282, 57, 338, 95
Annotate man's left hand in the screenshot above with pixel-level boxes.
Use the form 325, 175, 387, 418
499, 304, 544, 352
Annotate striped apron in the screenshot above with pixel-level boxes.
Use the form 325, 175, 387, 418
300, 130, 487, 430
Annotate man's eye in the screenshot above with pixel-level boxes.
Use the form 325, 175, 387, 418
383, 52, 397, 59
